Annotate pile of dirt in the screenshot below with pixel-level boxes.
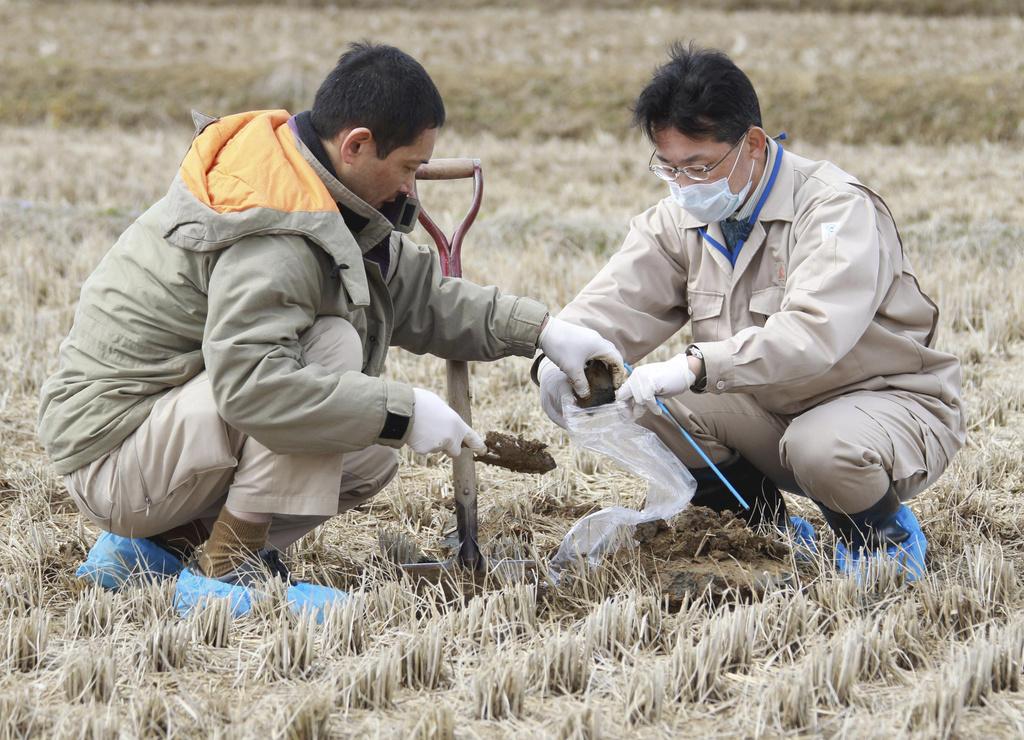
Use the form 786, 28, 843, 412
632, 506, 793, 605
475, 431, 556, 475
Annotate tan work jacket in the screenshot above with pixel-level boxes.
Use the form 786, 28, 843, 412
559, 141, 965, 462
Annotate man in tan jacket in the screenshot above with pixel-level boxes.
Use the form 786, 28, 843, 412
537, 44, 964, 580
40, 43, 622, 615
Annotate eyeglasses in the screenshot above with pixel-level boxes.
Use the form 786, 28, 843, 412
648, 136, 745, 183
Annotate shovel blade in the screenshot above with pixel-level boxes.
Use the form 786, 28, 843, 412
399, 557, 539, 587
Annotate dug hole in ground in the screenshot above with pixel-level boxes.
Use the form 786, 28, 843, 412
549, 395, 795, 605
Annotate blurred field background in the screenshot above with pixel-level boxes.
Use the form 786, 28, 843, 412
2, 1, 1024, 737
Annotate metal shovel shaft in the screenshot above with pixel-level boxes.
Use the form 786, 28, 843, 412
446, 358, 483, 571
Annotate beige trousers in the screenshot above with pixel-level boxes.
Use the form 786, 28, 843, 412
641, 389, 951, 513
64, 317, 398, 549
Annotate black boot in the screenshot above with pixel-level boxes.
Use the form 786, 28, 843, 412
689, 456, 787, 531
815, 489, 909, 549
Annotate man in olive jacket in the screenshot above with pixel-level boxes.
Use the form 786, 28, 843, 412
39, 43, 621, 615
538, 44, 964, 580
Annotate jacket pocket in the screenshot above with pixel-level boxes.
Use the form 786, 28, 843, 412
75, 314, 152, 368
688, 290, 725, 341
749, 286, 785, 326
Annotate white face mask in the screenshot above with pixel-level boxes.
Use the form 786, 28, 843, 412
668, 137, 755, 223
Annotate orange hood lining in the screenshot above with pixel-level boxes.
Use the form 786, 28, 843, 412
179, 110, 338, 216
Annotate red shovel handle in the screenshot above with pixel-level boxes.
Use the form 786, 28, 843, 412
415, 158, 483, 278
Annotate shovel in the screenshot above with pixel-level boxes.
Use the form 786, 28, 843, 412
398, 158, 539, 585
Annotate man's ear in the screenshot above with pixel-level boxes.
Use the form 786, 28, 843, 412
747, 127, 768, 158
339, 127, 375, 165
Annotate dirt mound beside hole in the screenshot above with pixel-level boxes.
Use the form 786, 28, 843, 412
632, 506, 793, 604
635, 506, 788, 562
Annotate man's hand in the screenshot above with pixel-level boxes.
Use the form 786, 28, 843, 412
408, 388, 486, 458
537, 357, 576, 429
614, 354, 696, 417
537, 317, 625, 398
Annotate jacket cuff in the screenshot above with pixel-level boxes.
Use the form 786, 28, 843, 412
503, 297, 549, 357
376, 380, 415, 448
692, 341, 735, 394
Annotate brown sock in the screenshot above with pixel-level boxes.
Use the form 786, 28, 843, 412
196, 510, 271, 579
150, 520, 209, 562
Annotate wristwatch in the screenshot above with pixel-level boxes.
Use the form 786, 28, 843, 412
685, 345, 708, 393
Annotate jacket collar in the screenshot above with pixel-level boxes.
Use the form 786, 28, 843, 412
159, 110, 375, 308
287, 126, 395, 254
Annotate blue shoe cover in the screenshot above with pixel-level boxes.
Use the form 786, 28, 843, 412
835, 505, 927, 581
76, 532, 183, 591
287, 582, 348, 623
174, 567, 254, 618
174, 569, 347, 621
788, 515, 818, 555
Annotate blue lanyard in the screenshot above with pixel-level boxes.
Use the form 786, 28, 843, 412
699, 140, 785, 267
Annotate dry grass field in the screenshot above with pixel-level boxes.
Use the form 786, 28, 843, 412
2, 1, 1024, 737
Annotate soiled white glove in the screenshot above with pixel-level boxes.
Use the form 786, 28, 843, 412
614, 354, 696, 417
538, 317, 625, 398
537, 357, 575, 429
408, 388, 486, 458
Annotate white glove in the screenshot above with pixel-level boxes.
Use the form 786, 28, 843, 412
614, 354, 696, 417
538, 357, 575, 429
408, 388, 486, 458
537, 317, 625, 398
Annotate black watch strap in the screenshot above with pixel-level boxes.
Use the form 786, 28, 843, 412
685, 346, 708, 393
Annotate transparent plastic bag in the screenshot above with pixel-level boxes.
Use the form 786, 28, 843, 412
550, 398, 695, 574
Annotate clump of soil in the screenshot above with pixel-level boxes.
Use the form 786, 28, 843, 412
475, 432, 556, 475
632, 506, 793, 604
575, 360, 617, 408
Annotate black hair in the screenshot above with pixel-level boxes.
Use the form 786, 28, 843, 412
632, 41, 761, 144
311, 42, 445, 157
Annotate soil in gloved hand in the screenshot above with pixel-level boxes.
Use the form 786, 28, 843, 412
475, 431, 557, 475
575, 359, 618, 408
